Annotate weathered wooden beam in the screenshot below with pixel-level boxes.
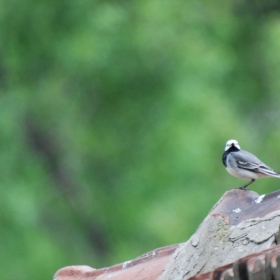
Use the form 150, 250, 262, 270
159, 189, 280, 280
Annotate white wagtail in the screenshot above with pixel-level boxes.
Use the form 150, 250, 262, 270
222, 139, 280, 189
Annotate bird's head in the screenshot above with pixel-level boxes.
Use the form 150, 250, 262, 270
225, 139, 241, 151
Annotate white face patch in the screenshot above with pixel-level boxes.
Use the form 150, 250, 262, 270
225, 139, 241, 151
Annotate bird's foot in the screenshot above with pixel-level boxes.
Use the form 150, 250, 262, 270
238, 179, 255, 190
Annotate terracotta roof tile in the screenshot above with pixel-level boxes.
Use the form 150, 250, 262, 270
188, 245, 280, 280
54, 244, 178, 280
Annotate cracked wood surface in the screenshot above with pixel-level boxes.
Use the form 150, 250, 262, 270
158, 189, 280, 280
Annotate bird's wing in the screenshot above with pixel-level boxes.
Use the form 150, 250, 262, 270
234, 150, 279, 176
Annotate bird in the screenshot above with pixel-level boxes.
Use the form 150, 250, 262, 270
222, 139, 280, 189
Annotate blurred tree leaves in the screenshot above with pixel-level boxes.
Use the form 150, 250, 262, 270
0, 1, 280, 279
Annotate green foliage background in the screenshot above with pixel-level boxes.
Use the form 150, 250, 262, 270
1, 1, 280, 279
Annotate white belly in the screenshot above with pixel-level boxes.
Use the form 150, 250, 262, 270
226, 166, 259, 180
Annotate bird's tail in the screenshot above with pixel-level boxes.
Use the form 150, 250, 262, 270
259, 166, 280, 178
271, 172, 280, 178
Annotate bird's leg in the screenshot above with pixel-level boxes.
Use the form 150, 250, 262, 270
239, 179, 255, 190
